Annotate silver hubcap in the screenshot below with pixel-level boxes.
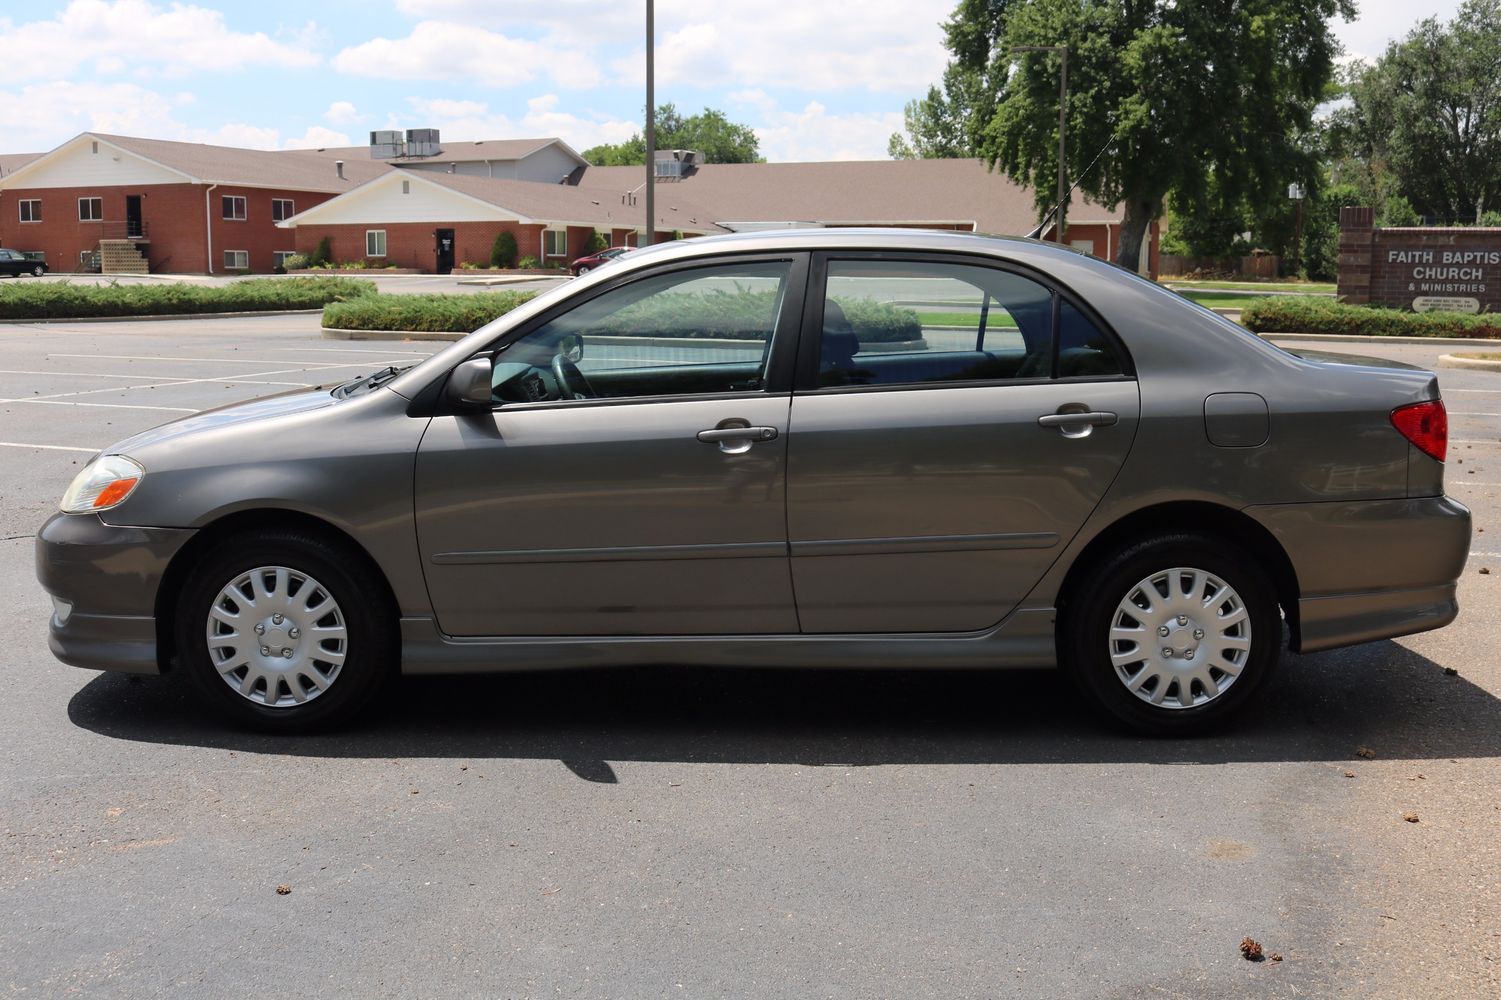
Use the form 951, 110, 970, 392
205, 566, 348, 708
1108, 567, 1251, 710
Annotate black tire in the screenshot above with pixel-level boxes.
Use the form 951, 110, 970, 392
575, 265, 591, 275
175, 528, 397, 731
31, 265, 45, 277
1059, 532, 1281, 736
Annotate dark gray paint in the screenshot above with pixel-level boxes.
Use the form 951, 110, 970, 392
33, 229, 1472, 677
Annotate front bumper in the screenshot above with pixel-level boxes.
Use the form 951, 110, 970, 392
1247, 495, 1471, 653
35, 512, 195, 674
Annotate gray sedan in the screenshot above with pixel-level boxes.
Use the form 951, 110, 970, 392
35, 230, 1471, 734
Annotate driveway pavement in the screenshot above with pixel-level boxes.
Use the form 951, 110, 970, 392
0, 316, 1496, 999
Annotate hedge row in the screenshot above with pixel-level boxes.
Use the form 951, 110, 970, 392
322, 289, 925, 343
1240, 296, 1501, 339
323, 291, 538, 333
0, 276, 375, 319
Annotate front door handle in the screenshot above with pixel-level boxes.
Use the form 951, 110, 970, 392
697, 426, 778, 443
1037, 411, 1117, 428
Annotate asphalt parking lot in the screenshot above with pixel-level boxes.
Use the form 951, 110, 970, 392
1, 315, 1497, 999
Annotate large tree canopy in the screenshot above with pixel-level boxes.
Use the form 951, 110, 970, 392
897, 0, 1351, 271
581, 105, 763, 166
1329, 0, 1501, 223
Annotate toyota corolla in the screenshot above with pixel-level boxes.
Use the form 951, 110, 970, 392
36, 230, 1471, 733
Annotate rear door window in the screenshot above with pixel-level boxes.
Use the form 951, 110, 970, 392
812, 259, 1121, 389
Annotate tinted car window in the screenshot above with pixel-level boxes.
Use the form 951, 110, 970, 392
490, 261, 791, 403
1057, 299, 1125, 378
816, 260, 1055, 388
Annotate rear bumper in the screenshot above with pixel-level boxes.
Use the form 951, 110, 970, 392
1247, 495, 1471, 653
35, 512, 195, 674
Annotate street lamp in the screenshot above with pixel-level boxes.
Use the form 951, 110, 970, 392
1011, 45, 1068, 243
644, 0, 655, 248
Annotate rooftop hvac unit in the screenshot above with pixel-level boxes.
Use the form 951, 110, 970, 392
654, 149, 699, 179
369, 130, 404, 159
406, 128, 441, 158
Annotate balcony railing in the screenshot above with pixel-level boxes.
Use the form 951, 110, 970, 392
86, 221, 150, 241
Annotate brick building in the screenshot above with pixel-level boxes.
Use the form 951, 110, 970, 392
1337, 205, 1501, 313
2, 130, 1159, 276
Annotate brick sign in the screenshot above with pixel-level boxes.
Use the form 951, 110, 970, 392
1337, 206, 1501, 313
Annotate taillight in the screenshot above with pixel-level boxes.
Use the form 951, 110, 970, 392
1391, 399, 1447, 462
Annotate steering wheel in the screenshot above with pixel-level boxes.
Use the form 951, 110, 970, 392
551, 353, 596, 400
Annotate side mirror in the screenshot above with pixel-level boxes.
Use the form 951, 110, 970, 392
559, 333, 584, 363
445, 358, 494, 410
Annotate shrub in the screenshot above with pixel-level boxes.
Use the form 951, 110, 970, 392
282, 253, 310, 270
517, 255, 540, 269
459, 261, 481, 270
323, 291, 537, 333
1481, 210, 1501, 227
491, 231, 518, 269
586, 290, 921, 342
1241, 297, 1501, 338
0, 276, 376, 320
310, 236, 333, 268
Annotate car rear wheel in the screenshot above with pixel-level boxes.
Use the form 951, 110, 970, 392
31, 265, 45, 277
175, 529, 396, 731
1060, 532, 1281, 736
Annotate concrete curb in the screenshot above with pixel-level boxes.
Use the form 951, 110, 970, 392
1437, 353, 1501, 372
323, 327, 466, 341
0, 309, 325, 325
455, 275, 569, 286
1260, 332, 1501, 348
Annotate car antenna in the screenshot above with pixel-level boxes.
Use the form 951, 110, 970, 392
1025, 136, 1115, 240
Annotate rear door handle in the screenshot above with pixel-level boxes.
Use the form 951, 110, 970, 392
1037, 411, 1117, 428
697, 426, 778, 443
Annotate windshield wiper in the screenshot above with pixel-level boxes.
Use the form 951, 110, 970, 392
336, 364, 412, 397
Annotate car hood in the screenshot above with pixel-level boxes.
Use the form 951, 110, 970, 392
1285, 347, 1426, 371
103, 384, 338, 457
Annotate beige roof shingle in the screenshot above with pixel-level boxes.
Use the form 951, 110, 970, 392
419, 172, 728, 233
575, 159, 1124, 234
0, 152, 40, 178
92, 134, 393, 192
298, 137, 578, 166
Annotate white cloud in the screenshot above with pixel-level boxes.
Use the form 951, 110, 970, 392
753, 101, 905, 162
283, 126, 352, 150
400, 96, 638, 154
0, 1, 320, 80
324, 101, 360, 124
333, 21, 600, 88
1334, 0, 1461, 63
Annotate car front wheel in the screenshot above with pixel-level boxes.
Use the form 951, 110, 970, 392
175, 529, 396, 730
1061, 532, 1281, 735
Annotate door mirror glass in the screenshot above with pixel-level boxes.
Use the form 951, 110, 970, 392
446, 357, 494, 410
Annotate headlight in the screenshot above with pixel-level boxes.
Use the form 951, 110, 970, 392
60, 455, 145, 514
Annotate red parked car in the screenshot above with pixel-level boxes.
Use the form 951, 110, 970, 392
569, 246, 632, 276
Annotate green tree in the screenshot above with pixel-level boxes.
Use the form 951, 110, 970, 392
491, 230, 517, 269
1335, 0, 1501, 223
310, 236, 332, 268
921, 0, 1350, 271
582, 105, 763, 165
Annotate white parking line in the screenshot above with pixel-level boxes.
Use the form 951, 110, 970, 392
1446, 388, 1501, 393
0, 398, 197, 413
274, 347, 434, 356
44, 353, 416, 367
0, 441, 97, 453
1450, 481, 1501, 487
1453, 439, 1501, 444
0, 368, 193, 383
1451, 412, 1501, 417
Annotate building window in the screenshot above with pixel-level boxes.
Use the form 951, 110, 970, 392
543, 230, 567, 257
78, 197, 103, 222
222, 195, 247, 221
19, 199, 41, 223
401, 180, 410, 194
273, 250, 297, 269
224, 250, 249, 270
271, 198, 295, 222
366, 230, 387, 257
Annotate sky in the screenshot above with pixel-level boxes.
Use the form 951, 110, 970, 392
0, 0, 1466, 161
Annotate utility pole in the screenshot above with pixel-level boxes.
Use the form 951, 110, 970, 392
1012, 45, 1068, 242
644, 0, 655, 248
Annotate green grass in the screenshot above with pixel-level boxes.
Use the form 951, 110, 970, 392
323, 291, 537, 333
0, 276, 376, 320
1241, 297, 1501, 338
1176, 291, 1262, 311
1164, 279, 1337, 294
